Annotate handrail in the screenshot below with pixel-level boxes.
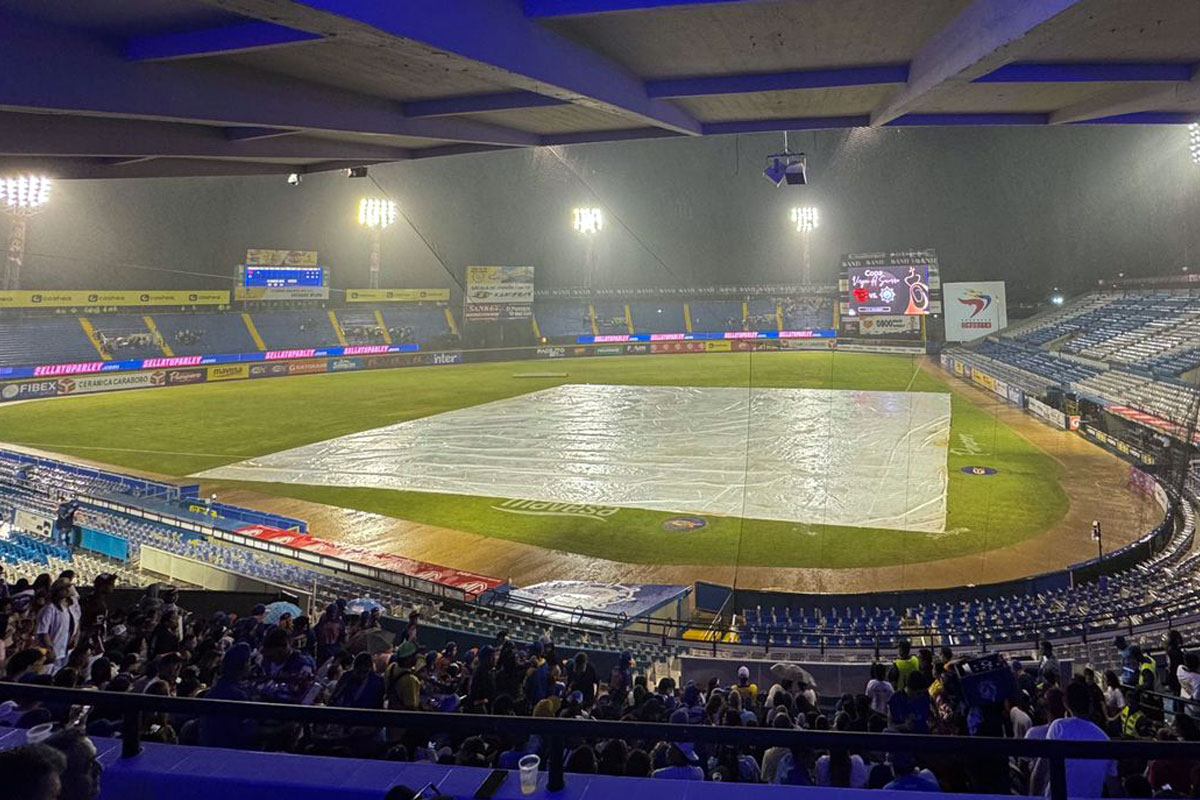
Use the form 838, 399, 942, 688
4, 682, 1200, 800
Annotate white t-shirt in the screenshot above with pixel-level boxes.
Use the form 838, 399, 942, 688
1010, 706, 1032, 739
866, 679, 895, 715
1042, 717, 1116, 799
815, 754, 869, 788
35, 602, 73, 663
1103, 686, 1126, 713
1177, 667, 1200, 700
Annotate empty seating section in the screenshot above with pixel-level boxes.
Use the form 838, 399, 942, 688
591, 301, 628, 333
781, 296, 834, 330
534, 300, 590, 338
745, 298, 778, 330
336, 308, 386, 345
689, 299, 743, 332
1061, 294, 1200, 365
90, 314, 162, 357
379, 306, 451, 343
152, 312, 256, 355
250, 311, 340, 349
1003, 293, 1120, 345
0, 316, 99, 365
629, 300, 685, 333
973, 339, 1099, 384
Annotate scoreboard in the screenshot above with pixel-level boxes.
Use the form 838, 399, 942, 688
244, 267, 325, 289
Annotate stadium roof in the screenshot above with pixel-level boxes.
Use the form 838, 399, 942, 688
1, 0, 1198, 179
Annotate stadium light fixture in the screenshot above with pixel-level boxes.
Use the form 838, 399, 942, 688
572, 207, 603, 235
1050, 293, 1065, 306
0, 174, 52, 291
358, 197, 397, 229
791, 206, 819, 284
791, 206, 819, 233
358, 197, 397, 289
1190, 122, 1200, 165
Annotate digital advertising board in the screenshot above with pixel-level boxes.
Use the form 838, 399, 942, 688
842, 251, 936, 316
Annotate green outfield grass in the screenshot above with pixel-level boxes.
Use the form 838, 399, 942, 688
0, 352, 1068, 569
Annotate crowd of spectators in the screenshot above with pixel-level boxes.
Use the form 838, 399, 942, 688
1, 562, 1200, 798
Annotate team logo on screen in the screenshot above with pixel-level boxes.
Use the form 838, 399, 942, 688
662, 516, 708, 532
960, 466, 998, 476
957, 290, 993, 318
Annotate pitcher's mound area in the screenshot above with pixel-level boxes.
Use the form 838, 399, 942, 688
199, 384, 951, 532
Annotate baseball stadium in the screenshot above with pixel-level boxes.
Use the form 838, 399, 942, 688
2, 2, 1200, 799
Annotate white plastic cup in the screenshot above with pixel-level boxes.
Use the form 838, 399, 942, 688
518, 754, 540, 795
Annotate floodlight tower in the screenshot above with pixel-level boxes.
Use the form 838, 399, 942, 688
357, 197, 397, 289
572, 207, 603, 288
790, 206, 819, 284
1, 175, 52, 291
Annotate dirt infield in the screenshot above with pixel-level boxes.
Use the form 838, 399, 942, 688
208, 358, 1161, 594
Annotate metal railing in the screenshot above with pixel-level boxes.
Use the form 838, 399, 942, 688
6, 683, 1200, 800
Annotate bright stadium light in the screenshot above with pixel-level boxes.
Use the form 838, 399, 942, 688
358, 197, 397, 229
791, 206, 819, 284
572, 207, 603, 235
358, 197, 397, 289
790, 206, 819, 233
1190, 122, 1200, 165
1050, 293, 1065, 306
0, 175, 52, 291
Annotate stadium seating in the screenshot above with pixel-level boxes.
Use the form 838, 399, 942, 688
89, 314, 164, 358
533, 300, 591, 338
249, 310, 342, 350
152, 311, 259, 355
379, 305, 453, 343
0, 316, 101, 366
628, 300, 685, 334
688, 299, 743, 332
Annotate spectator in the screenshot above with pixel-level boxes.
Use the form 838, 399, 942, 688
866, 661, 895, 715
733, 665, 758, 705
45, 728, 104, 800
35, 579, 76, 668
1033, 680, 1119, 798
893, 639, 919, 691
0, 743, 67, 800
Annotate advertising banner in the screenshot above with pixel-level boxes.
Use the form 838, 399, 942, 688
1027, 397, 1068, 429
245, 249, 318, 267
466, 266, 534, 324
704, 340, 733, 352
238, 524, 505, 598
536, 346, 567, 359
843, 250, 935, 316
0, 290, 229, 309
971, 369, 997, 392
207, 364, 249, 382
1084, 425, 1157, 465
286, 359, 328, 375
858, 315, 922, 336
250, 363, 290, 379
0, 380, 60, 402
345, 288, 451, 303
166, 368, 206, 386
465, 266, 534, 304
56, 371, 165, 395
328, 357, 362, 372
1006, 384, 1025, 407
943, 281, 1008, 342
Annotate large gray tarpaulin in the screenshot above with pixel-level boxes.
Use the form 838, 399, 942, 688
199, 384, 951, 532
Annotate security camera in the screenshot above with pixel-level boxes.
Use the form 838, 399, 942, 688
287, 173, 302, 186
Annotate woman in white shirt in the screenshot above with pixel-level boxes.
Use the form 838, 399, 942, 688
1102, 670, 1126, 719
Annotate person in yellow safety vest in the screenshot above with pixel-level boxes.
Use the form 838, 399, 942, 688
1138, 654, 1158, 692
1121, 691, 1155, 739
893, 639, 919, 692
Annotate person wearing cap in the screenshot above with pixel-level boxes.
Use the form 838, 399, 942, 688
733, 665, 758, 705
233, 604, 267, 647
652, 738, 704, 781
384, 640, 422, 711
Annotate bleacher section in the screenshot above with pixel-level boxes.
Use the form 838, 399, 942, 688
973, 339, 1099, 384
249, 311, 341, 350
533, 300, 590, 338
1001, 292, 1119, 345
591, 301, 629, 334
688, 299, 742, 332
380, 305, 452, 343
153, 311, 257, 356
745, 298, 778, 331
90, 314, 164, 358
335, 307, 387, 345
0, 316, 100, 366
781, 296, 834, 330
628, 300, 685, 334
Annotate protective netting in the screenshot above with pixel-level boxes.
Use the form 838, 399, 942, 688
198, 384, 950, 532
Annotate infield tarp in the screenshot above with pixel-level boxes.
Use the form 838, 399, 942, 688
198, 385, 951, 532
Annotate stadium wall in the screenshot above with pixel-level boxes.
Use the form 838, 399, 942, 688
10, 127, 1200, 299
